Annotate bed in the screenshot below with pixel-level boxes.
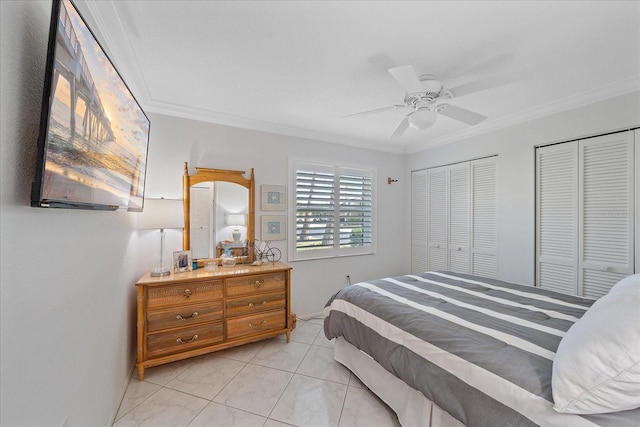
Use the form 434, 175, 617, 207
323, 271, 640, 427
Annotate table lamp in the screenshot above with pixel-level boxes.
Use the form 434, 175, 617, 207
226, 213, 246, 242
139, 198, 184, 276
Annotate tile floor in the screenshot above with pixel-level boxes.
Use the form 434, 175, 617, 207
113, 318, 401, 427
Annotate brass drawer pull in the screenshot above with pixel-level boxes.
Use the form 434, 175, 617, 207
176, 334, 198, 344
183, 289, 192, 298
176, 312, 198, 320
254, 280, 261, 288
249, 320, 267, 328
248, 301, 267, 308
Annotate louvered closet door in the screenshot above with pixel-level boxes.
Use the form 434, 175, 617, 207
427, 166, 448, 270
449, 163, 470, 273
536, 142, 579, 294
471, 157, 497, 278
411, 170, 428, 273
579, 132, 635, 298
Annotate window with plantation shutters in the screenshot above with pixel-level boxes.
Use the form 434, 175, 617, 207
290, 161, 375, 261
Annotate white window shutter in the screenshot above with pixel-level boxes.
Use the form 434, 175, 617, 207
449, 162, 471, 273
427, 166, 448, 270
579, 132, 635, 298
338, 170, 373, 249
471, 157, 497, 278
411, 170, 428, 273
536, 142, 579, 294
294, 166, 336, 252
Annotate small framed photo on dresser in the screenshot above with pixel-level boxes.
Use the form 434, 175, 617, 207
173, 250, 192, 273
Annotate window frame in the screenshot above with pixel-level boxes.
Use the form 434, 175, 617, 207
288, 158, 377, 261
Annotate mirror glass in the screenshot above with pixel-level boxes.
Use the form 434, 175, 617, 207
183, 163, 255, 262
189, 182, 248, 259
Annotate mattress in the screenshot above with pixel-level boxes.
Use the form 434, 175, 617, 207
323, 271, 640, 427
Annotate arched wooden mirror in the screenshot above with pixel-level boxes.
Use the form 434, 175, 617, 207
182, 162, 255, 263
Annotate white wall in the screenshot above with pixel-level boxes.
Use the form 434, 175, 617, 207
146, 113, 409, 317
406, 91, 640, 286
0, 1, 147, 426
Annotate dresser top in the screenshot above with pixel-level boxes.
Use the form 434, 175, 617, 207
136, 261, 291, 286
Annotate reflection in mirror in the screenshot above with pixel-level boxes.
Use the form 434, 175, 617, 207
183, 162, 255, 264
189, 181, 248, 259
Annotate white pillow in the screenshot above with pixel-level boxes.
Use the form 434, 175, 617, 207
552, 274, 640, 414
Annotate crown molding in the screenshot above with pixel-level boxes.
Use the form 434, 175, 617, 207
146, 76, 639, 155
406, 75, 640, 153
144, 99, 406, 155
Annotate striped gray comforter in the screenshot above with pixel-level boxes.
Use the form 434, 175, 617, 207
323, 271, 640, 427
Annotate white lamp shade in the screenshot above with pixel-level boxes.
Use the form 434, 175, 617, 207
226, 214, 246, 227
139, 198, 184, 230
408, 108, 437, 130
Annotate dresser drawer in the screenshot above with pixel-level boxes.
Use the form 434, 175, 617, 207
147, 323, 223, 358
147, 301, 223, 333
226, 292, 285, 318
147, 280, 223, 310
226, 309, 286, 340
226, 272, 285, 297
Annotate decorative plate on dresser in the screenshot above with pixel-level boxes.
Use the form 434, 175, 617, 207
135, 261, 294, 380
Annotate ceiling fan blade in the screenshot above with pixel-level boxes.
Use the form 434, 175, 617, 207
342, 104, 408, 119
449, 68, 528, 98
438, 104, 487, 126
391, 116, 411, 138
388, 65, 424, 94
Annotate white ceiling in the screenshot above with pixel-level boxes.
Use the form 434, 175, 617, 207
83, 0, 640, 154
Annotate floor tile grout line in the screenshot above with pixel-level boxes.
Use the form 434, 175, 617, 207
263, 336, 316, 423
114, 376, 168, 423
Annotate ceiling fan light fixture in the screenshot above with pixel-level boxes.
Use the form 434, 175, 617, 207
408, 107, 437, 130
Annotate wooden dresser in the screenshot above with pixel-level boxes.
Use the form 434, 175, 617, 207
135, 261, 293, 380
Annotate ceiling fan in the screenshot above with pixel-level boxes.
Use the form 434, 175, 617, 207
344, 65, 490, 138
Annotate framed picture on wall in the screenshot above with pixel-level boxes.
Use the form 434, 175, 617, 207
261, 215, 286, 241
261, 185, 286, 211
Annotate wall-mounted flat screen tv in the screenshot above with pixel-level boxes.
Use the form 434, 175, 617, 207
31, 0, 150, 211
